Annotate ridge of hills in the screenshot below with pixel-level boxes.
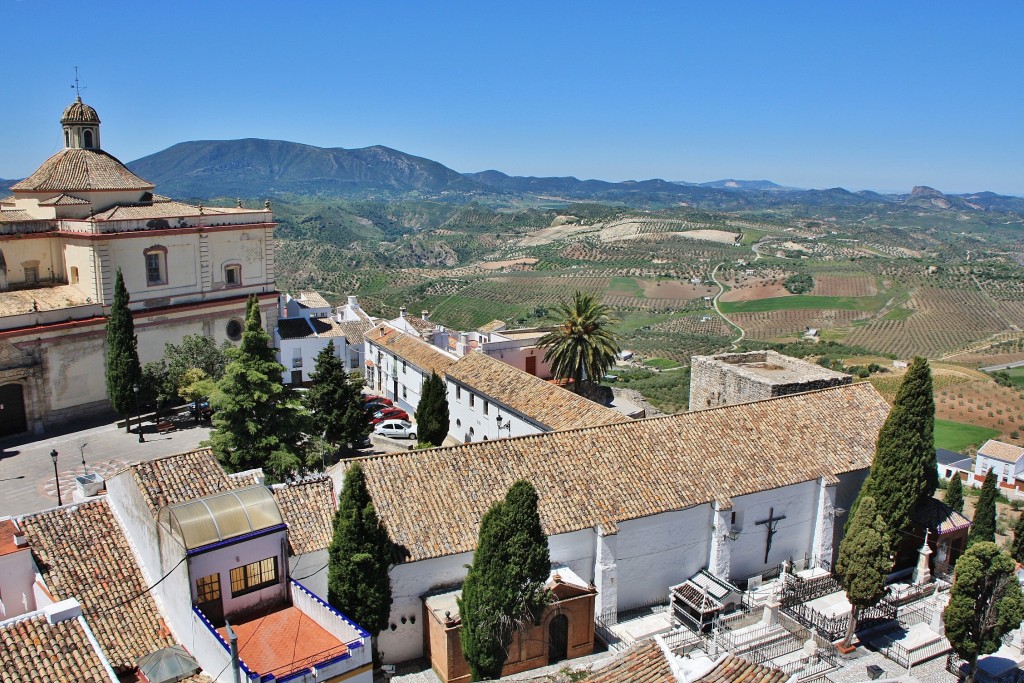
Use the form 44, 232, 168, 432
115, 138, 1024, 215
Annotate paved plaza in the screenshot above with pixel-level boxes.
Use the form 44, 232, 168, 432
0, 412, 210, 517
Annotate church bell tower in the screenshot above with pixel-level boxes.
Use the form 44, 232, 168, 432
61, 96, 101, 150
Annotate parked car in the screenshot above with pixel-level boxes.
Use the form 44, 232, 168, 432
362, 395, 392, 407
370, 407, 410, 425
374, 419, 417, 440
189, 399, 213, 421
364, 400, 392, 415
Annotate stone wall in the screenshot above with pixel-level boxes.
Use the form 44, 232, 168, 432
690, 351, 850, 411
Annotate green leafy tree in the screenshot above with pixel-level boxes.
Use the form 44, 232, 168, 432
944, 542, 1024, 683
207, 295, 308, 482
538, 291, 620, 394
970, 469, 999, 546
305, 341, 369, 453
849, 356, 936, 537
105, 269, 142, 433
835, 497, 892, 648
459, 480, 550, 681
1010, 514, 1024, 564
163, 334, 231, 396
946, 475, 965, 514
414, 371, 449, 446
141, 360, 175, 417
328, 463, 393, 647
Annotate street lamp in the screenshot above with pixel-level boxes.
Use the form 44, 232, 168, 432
133, 382, 145, 443
50, 449, 61, 506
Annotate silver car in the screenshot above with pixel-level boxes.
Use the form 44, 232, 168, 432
374, 419, 417, 440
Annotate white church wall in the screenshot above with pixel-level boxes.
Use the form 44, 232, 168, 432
549, 529, 596, 584
45, 334, 107, 411
0, 236, 62, 286
615, 506, 712, 610
63, 242, 98, 298
727, 480, 819, 580
107, 233, 200, 301
382, 550, 473, 664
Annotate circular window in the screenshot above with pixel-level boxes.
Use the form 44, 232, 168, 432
226, 318, 243, 341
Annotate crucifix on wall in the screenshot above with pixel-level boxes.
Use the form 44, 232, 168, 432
755, 507, 787, 565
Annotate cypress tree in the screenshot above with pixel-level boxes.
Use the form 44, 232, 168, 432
970, 469, 999, 546
835, 497, 892, 648
850, 356, 936, 537
208, 295, 308, 481
328, 463, 393, 642
944, 542, 1024, 683
105, 269, 142, 433
1010, 514, 1024, 564
459, 480, 551, 681
946, 474, 965, 514
305, 341, 368, 453
414, 371, 449, 447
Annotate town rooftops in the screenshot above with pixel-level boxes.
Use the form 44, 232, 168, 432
978, 439, 1024, 463
447, 351, 626, 431
293, 291, 331, 310
367, 324, 458, 377
0, 518, 27, 557
17, 500, 181, 674
693, 351, 851, 387
695, 654, 788, 683
271, 477, 336, 555
354, 382, 889, 562
127, 448, 238, 516
11, 148, 155, 193
277, 316, 351, 340
0, 611, 116, 682
584, 639, 673, 683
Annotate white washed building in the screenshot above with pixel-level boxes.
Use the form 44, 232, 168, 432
275, 292, 375, 385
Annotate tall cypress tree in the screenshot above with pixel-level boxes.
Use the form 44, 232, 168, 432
944, 542, 1024, 683
208, 295, 307, 481
970, 469, 999, 546
105, 269, 142, 433
835, 497, 891, 648
1010, 514, 1024, 564
305, 341, 368, 453
328, 463, 393, 642
459, 480, 550, 681
414, 371, 449, 447
946, 475, 965, 514
850, 356, 936, 537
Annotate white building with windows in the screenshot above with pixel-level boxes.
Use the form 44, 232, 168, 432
0, 96, 279, 435
975, 439, 1024, 486
275, 292, 375, 385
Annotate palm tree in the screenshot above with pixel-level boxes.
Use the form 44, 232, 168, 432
538, 291, 620, 394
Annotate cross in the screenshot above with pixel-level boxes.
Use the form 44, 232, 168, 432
755, 507, 787, 565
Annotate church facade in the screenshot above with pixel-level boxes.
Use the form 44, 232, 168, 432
351, 382, 890, 664
0, 97, 279, 434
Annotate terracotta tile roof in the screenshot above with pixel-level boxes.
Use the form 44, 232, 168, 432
336, 319, 371, 345
695, 655, 788, 683
978, 439, 1024, 463
12, 149, 154, 193
354, 383, 890, 562
367, 325, 458, 378
0, 284, 92, 316
272, 477, 336, 555
448, 352, 626, 431
0, 209, 37, 223
295, 292, 331, 309
912, 497, 972, 535
38, 192, 90, 206
278, 317, 355, 341
586, 640, 673, 683
0, 519, 27, 557
478, 319, 506, 333
17, 500, 177, 674
90, 200, 213, 221
0, 612, 114, 683
402, 315, 437, 335
129, 448, 236, 516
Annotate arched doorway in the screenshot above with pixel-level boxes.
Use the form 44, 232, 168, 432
0, 383, 27, 437
548, 614, 568, 664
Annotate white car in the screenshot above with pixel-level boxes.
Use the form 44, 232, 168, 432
374, 419, 417, 440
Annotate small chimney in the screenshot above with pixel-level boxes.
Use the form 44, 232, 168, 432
348, 295, 359, 309
459, 332, 468, 345
45, 598, 82, 624
422, 310, 430, 321
399, 306, 407, 318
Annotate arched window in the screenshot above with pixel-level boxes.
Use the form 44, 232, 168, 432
83, 129, 94, 148
70, 266, 79, 284
64, 130, 70, 147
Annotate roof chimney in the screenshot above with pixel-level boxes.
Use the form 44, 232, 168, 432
422, 310, 430, 321
348, 295, 359, 309
45, 598, 82, 624
399, 306, 407, 318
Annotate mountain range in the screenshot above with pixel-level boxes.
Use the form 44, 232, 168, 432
3, 138, 1022, 216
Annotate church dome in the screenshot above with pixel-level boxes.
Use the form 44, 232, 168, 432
61, 97, 101, 124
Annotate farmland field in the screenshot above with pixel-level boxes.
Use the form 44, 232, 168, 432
719, 294, 884, 314
934, 419, 1000, 452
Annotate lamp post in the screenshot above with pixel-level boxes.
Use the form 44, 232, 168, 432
133, 382, 145, 443
50, 449, 61, 506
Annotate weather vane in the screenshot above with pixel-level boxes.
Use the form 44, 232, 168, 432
70, 67, 86, 99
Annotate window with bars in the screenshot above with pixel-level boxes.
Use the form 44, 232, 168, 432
229, 557, 278, 596
196, 573, 221, 604
144, 247, 168, 286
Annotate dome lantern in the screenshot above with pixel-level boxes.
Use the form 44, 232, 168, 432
61, 96, 101, 150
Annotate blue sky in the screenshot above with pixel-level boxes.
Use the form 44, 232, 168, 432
3, 1, 1022, 195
